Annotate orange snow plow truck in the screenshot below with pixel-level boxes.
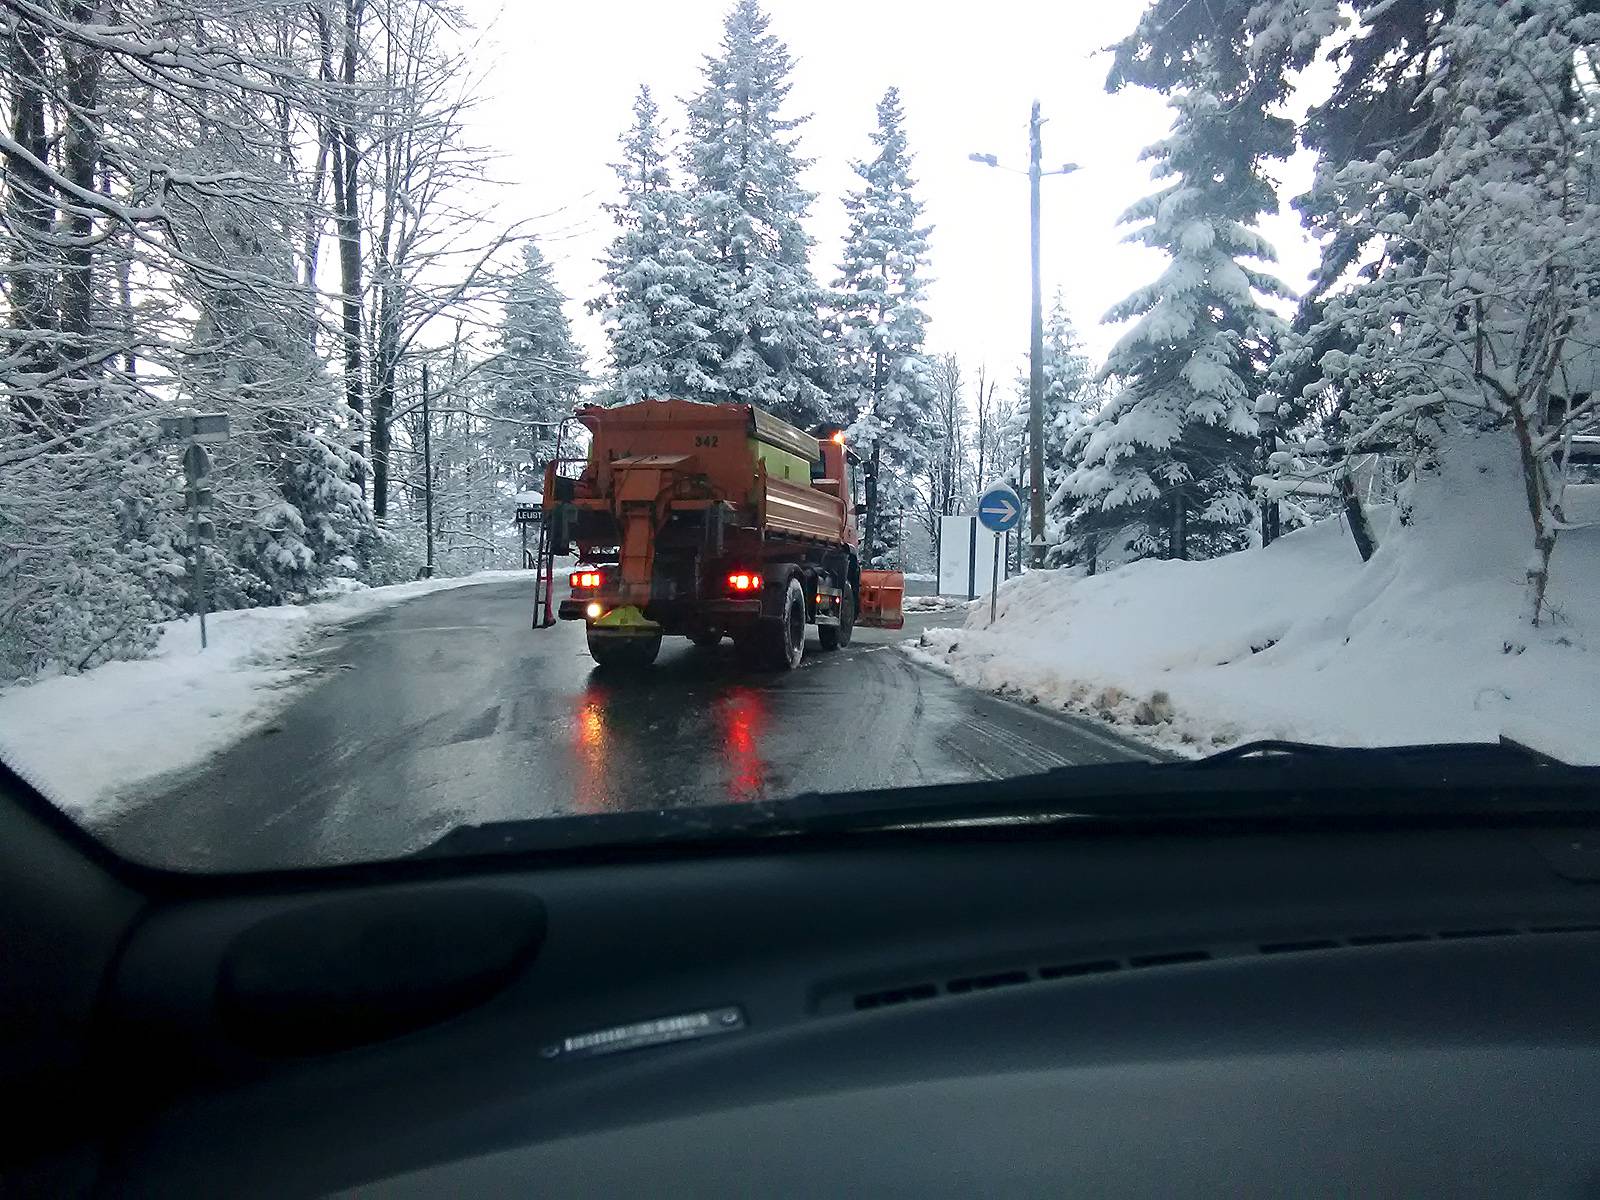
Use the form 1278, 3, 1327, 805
542, 398, 904, 670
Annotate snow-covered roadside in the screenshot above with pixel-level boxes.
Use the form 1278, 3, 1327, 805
0, 568, 549, 822
911, 442, 1600, 765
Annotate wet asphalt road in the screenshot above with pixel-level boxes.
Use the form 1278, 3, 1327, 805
103, 578, 1157, 872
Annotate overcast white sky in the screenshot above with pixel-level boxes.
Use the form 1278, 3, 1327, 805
458, 0, 1320, 386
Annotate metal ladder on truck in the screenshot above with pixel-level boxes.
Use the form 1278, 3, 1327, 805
529, 418, 573, 630
529, 508, 559, 630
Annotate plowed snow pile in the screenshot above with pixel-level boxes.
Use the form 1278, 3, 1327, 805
911, 438, 1599, 763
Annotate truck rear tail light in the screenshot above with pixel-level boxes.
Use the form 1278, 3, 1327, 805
570, 570, 604, 589
727, 572, 756, 592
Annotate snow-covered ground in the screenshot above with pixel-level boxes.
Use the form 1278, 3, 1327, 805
909, 439, 1600, 764
0, 569, 547, 822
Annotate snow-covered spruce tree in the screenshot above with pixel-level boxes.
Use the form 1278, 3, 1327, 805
1068, 23, 1293, 562
1303, 0, 1600, 625
683, 0, 834, 428
593, 86, 718, 405
835, 86, 936, 566
1034, 297, 1096, 558
487, 241, 587, 492
1130, 1, 1461, 554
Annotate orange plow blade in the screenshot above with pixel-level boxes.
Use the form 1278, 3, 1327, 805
857, 570, 905, 630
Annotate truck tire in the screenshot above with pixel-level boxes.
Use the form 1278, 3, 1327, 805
742, 576, 805, 671
771, 576, 808, 669
818, 585, 854, 650
586, 629, 661, 670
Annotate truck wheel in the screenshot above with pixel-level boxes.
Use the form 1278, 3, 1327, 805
818, 586, 854, 650
586, 629, 661, 670
764, 576, 807, 670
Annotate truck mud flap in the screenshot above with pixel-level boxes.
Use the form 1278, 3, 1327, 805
856, 570, 905, 630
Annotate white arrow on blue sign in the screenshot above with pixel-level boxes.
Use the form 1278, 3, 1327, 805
976, 483, 1022, 534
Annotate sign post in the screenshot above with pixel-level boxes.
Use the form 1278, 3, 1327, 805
976, 483, 1022, 626
515, 502, 540, 570
159, 413, 231, 648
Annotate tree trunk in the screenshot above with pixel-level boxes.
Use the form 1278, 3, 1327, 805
95, 165, 137, 379
371, 284, 399, 518
1508, 388, 1558, 626
5, 6, 55, 418
302, 4, 335, 351
1337, 474, 1377, 562
334, 0, 366, 490
58, 0, 105, 410
1169, 490, 1187, 561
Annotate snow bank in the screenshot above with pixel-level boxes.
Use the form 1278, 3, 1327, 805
915, 437, 1600, 763
0, 569, 544, 822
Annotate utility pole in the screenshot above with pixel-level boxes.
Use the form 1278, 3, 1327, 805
421, 364, 435, 578
970, 109, 1078, 571
1027, 101, 1047, 568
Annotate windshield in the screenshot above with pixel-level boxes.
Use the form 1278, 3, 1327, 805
2, 0, 1597, 873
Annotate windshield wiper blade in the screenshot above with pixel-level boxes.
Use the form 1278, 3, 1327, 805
1193, 739, 1344, 765
1196, 736, 1572, 769
412, 743, 1600, 861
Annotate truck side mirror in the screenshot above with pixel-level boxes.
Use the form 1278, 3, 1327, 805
854, 503, 869, 517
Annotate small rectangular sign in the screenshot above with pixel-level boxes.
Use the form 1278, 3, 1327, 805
515, 506, 540, 524
190, 413, 231, 443
159, 412, 231, 443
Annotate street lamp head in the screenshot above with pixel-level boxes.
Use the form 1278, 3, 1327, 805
1060, 162, 1081, 174
968, 152, 999, 167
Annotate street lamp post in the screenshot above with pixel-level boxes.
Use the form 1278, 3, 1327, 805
421, 364, 435, 578
971, 101, 1079, 568
1026, 102, 1046, 569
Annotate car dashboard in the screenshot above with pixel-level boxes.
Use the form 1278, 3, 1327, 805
10, 812, 1594, 1197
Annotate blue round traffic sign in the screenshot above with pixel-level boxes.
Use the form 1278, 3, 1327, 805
977, 484, 1022, 534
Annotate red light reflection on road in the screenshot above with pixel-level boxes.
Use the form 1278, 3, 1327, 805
716, 686, 767, 803
571, 693, 610, 813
